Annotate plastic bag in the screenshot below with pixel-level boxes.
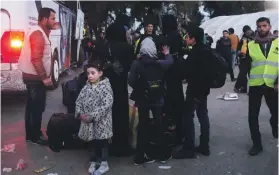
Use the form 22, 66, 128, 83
1, 144, 15, 153
16, 159, 27, 170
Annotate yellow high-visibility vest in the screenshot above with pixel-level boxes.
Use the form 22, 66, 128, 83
241, 39, 248, 55
134, 39, 140, 54
248, 38, 278, 88
83, 28, 86, 36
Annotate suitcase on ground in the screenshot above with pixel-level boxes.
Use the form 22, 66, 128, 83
46, 113, 84, 152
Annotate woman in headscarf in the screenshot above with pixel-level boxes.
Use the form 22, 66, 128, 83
161, 14, 185, 146
100, 22, 135, 157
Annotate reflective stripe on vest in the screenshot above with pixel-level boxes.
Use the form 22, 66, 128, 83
134, 39, 140, 54
248, 38, 279, 88
251, 60, 278, 68
250, 74, 278, 79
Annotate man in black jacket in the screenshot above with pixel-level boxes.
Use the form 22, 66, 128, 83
216, 30, 236, 81
135, 20, 159, 57
172, 25, 212, 159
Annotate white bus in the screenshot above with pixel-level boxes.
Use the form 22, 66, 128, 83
1, 0, 85, 91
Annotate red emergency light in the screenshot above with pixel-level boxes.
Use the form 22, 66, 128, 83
1, 31, 24, 63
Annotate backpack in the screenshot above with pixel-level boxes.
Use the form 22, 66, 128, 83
61, 73, 87, 113
205, 46, 229, 88
140, 58, 165, 104
62, 77, 79, 107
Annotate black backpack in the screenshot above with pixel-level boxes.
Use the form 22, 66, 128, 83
205, 46, 229, 88
62, 78, 78, 106
61, 72, 87, 113
140, 59, 166, 104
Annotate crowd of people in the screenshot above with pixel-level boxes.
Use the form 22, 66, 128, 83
18, 7, 278, 175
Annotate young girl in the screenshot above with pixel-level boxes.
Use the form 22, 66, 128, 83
75, 60, 113, 175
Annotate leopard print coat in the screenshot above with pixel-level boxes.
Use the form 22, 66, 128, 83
75, 78, 113, 140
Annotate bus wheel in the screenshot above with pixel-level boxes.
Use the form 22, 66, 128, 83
50, 51, 59, 90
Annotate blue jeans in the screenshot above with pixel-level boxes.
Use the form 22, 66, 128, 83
232, 50, 237, 70
183, 93, 210, 150
24, 80, 46, 141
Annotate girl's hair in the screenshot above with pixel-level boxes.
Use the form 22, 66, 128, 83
86, 60, 104, 72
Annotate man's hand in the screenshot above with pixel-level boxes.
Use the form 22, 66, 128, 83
43, 78, 52, 87
137, 54, 141, 59
161, 45, 169, 55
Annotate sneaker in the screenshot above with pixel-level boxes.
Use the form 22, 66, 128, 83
248, 145, 263, 156
195, 146, 210, 156
238, 87, 247, 93
272, 127, 278, 139
172, 148, 197, 159
94, 162, 109, 175
160, 155, 172, 164
88, 162, 97, 174
234, 88, 240, 93
31, 136, 48, 145
134, 154, 155, 166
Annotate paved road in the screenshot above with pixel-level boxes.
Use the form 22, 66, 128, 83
1, 69, 278, 175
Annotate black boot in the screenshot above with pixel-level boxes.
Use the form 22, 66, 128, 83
271, 126, 278, 139
238, 87, 247, 93
172, 147, 196, 159
195, 146, 210, 156
248, 145, 263, 156
270, 119, 278, 139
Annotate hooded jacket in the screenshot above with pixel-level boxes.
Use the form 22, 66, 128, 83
128, 54, 173, 102
135, 33, 160, 55
75, 78, 113, 140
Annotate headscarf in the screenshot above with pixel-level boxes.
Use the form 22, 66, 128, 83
139, 37, 157, 58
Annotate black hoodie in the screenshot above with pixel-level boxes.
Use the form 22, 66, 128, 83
216, 37, 232, 61
184, 43, 212, 98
